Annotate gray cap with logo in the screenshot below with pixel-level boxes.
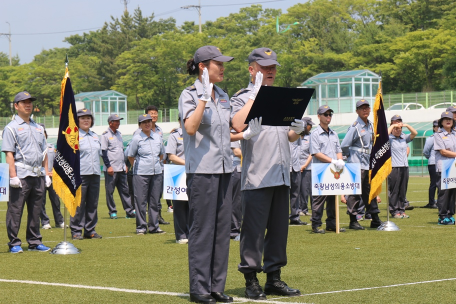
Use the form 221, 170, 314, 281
391, 114, 402, 122
248, 47, 281, 66
446, 106, 456, 113
138, 114, 152, 123
302, 116, 315, 126
14, 91, 37, 103
441, 111, 453, 119
317, 105, 334, 114
356, 99, 370, 108
77, 108, 94, 117
433, 119, 439, 126
194, 46, 234, 64
107, 114, 124, 123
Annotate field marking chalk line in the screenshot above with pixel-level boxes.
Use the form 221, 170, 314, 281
0, 279, 307, 304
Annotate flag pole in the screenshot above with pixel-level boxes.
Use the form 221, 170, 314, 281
335, 195, 340, 234
51, 55, 81, 253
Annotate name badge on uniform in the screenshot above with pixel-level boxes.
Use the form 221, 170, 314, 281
178, 137, 183, 140
109, 137, 114, 140
220, 99, 227, 103
17, 127, 24, 132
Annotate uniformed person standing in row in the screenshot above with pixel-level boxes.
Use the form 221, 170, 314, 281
341, 99, 382, 229
71, 108, 102, 240
289, 125, 307, 225
2, 91, 52, 253
230, 135, 242, 240
179, 46, 234, 304
387, 114, 417, 218
434, 111, 456, 225
128, 114, 165, 235
310, 105, 345, 234
165, 117, 189, 244
101, 114, 135, 219
422, 120, 439, 209
231, 48, 303, 300
299, 117, 314, 216
38, 123, 64, 229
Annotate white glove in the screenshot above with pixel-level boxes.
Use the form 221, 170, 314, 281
243, 117, 262, 140
10, 177, 22, 188
290, 119, 305, 134
249, 72, 263, 101
336, 159, 345, 169
200, 67, 213, 102
45, 176, 52, 188
331, 159, 341, 170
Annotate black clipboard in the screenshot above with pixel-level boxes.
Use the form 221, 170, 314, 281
244, 86, 315, 126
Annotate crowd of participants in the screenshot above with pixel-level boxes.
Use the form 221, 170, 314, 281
1, 45, 452, 304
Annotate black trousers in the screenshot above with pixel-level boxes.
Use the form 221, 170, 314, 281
6, 176, 45, 248
40, 177, 64, 226
230, 171, 242, 237
173, 200, 189, 240
239, 186, 289, 274
299, 170, 311, 213
428, 165, 438, 205
436, 172, 456, 219
104, 171, 134, 215
187, 173, 232, 294
70, 175, 100, 236
346, 169, 380, 216
388, 167, 408, 215
311, 195, 336, 229
289, 171, 301, 221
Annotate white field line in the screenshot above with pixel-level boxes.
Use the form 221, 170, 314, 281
0, 279, 308, 304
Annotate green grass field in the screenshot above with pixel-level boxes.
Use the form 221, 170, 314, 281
1, 177, 456, 304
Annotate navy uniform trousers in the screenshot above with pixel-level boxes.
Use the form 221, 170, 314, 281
346, 169, 380, 215
186, 173, 232, 294
230, 170, 242, 238
104, 171, 134, 215
133, 174, 162, 233
436, 172, 456, 219
300, 170, 311, 213
7, 176, 45, 248
289, 171, 301, 221
40, 177, 64, 226
70, 175, 100, 236
388, 167, 408, 215
239, 185, 289, 274
311, 195, 336, 229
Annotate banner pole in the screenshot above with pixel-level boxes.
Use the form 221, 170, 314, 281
335, 195, 340, 234
386, 178, 390, 223
63, 203, 67, 243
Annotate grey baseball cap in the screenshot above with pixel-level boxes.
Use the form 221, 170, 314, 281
194, 46, 234, 64
441, 111, 453, 119
317, 105, 334, 115
248, 47, 281, 66
446, 106, 456, 113
14, 91, 36, 103
356, 99, 370, 108
77, 108, 94, 117
138, 114, 152, 123
107, 114, 124, 123
391, 114, 402, 122
302, 116, 315, 126
433, 119, 439, 126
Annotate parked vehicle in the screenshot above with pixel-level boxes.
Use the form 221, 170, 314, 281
387, 103, 425, 111
428, 103, 455, 109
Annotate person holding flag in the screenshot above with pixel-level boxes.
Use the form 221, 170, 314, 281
2, 91, 52, 253
341, 99, 382, 230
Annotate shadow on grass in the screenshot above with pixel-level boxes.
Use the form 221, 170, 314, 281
224, 287, 248, 298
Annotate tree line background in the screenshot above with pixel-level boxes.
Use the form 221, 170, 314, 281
0, 0, 455, 117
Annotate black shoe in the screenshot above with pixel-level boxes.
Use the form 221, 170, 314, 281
189, 293, 216, 303
84, 232, 102, 239
290, 219, 307, 226
158, 210, 170, 225
210, 292, 233, 303
370, 221, 383, 228
405, 205, 414, 210
264, 269, 301, 297
349, 221, 365, 230
72, 234, 83, 240
149, 228, 166, 234
311, 227, 325, 234
244, 272, 267, 300
326, 227, 346, 232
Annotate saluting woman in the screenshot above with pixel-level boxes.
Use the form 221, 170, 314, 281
128, 114, 165, 235
178, 46, 234, 303
70, 108, 102, 240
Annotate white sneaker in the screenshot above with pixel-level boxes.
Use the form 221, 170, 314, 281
176, 238, 188, 244
42, 224, 52, 230
167, 206, 174, 213
59, 222, 65, 228
234, 235, 240, 241
299, 211, 305, 216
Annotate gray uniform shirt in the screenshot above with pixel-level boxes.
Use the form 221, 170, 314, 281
178, 78, 233, 174
340, 116, 373, 170
389, 133, 412, 167
1, 115, 47, 178
310, 125, 342, 162
299, 134, 312, 171
47, 143, 55, 172
230, 83, 291, 190
423, 135, 436, 165
101, 127, 126, 172
79, 129, 101, 175
289, 137, 302, 172
128, 131, 164, 175
231, 140, 241, 173
165, 128, 185, 161
434, 130, 456, 172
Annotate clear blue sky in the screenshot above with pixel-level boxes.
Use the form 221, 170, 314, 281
0, 0, 304, 64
